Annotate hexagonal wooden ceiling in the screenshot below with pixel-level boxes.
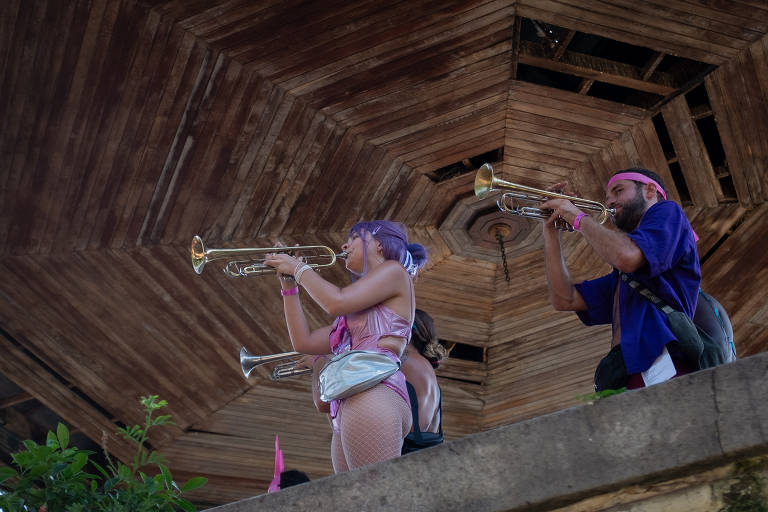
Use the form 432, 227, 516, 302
2, 0, 768, 507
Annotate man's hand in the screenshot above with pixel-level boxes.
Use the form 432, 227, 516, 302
540, 198, 583, 229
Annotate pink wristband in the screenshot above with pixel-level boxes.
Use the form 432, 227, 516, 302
572, 212, 588, 231
280, 286, 299, 297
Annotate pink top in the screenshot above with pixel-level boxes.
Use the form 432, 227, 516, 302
327, 303, 412, 429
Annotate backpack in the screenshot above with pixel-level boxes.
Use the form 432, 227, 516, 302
620, 274, 737, 371
693, 289, 737, 365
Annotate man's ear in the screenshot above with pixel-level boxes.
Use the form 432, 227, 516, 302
644, 182, 659, 201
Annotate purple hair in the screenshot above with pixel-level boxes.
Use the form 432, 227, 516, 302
348, 220, 427, 278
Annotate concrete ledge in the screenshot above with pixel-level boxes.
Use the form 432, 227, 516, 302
205, 352, 768, 512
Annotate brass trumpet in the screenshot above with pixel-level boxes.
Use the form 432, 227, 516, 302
240, 347, 312, 380
474, 163, 615, 230
191, 235, 347, 277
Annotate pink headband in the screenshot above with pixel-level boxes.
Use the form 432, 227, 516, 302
606, 172, 667, 200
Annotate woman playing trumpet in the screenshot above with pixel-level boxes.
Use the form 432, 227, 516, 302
264, 220, 427, 472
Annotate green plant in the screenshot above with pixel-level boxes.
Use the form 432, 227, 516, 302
0, 395, 207, 512
579, 387, 627, 403
720, 458, 768, 512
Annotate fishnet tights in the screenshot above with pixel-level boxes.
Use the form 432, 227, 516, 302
331, 384, 411, 473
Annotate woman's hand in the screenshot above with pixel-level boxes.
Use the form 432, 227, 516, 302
264, 252, 304, 287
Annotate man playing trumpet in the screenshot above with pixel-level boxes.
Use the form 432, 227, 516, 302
540, 168, 701, 390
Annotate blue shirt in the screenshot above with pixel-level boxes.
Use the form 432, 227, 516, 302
574, 201, 701, 373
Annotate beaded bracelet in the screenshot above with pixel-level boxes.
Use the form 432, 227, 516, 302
280, 286, 299, 296
294, 264, 312, 285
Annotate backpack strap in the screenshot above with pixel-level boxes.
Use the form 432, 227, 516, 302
619, 273, 677, 315
406, 381, 443, 437
405, 381, 423, 438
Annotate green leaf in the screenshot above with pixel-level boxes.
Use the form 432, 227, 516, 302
152, 414, 173, 426
71, 451, 88, 474
90, 460, 111, 479
57, 422, 70, 450
117, 463, 132, 482
147, 451, 167, 467
46, 430, 59, 448
50, 462, 69, 475
175, 498, 197, 512
159, 465, 172, 488
0, 465, 18, 483
29, 463, 49, 479
181, 476, 207, 492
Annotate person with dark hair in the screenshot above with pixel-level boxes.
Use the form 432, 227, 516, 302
401, 308, 446, 454
540, 167, 701, 390
279, 469, 310, 489
266, 435, 311, 493
264, 220, 428, 472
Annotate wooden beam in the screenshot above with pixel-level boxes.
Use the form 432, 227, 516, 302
0, 333, 136, 463
578, 78, 594, 95
552, 30, 575, 61
641, 52, 666, 81
519, 41, 676, 96
0, 391, 34, 409
510, 15, 522, 80
661, 95, 721, 207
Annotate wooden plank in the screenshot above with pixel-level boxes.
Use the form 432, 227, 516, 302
276, 0, 512, 94
0, 331, 135, 463
336, 52, 510, 127
517, 0, 735, 64
519, 41, 676, 95
111, 25, 201, 247
661, 95, 721, 206
512, 79, 647, 119
630, 118, 682, 204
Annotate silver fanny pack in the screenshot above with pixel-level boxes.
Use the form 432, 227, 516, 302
318, 350, 400, 402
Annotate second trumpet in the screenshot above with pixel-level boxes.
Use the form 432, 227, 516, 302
240, 347, 312, 380
474, 163, 615, 230
190, 236, 347, 277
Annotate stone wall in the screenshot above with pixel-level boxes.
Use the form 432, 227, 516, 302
204, 352, 768, 512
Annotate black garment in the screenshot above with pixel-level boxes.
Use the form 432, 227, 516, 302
401, 381, 444, 454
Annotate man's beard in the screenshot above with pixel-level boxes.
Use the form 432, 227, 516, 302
614, 188, 646, 232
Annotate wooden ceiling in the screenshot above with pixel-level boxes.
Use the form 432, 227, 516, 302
2, 0, 768, 507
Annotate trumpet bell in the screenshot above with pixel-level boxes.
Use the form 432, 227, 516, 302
240, 347, 303, 379
474, 163, 494, 199
191, 235, 206, 274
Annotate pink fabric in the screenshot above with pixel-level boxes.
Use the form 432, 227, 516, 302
329, 316, 350, 352
267, 435, 284, 493
327, 304, 412, 432
606, 172, 667, 200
